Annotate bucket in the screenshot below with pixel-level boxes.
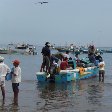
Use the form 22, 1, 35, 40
5, 73, 12, 81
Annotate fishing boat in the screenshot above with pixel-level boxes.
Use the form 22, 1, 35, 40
0, 48, 17, 54
101, 49, 112, 53
56, 48, 80, 55
7, 43, 37, 55
15, 43, 37, 55
36, 58, 99, 83
55, 44, 81, 54
0, 43, 37, 55
0, 48, 8, 54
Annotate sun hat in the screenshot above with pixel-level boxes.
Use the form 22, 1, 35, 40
12, 59, 20, 65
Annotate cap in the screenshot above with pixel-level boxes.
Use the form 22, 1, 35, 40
45, 42, 51, 47
13, 59, 20, 65
97, 53, 100, 55
95, 52, 100, 56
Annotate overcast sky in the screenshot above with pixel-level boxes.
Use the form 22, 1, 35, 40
0, 0, 112, 47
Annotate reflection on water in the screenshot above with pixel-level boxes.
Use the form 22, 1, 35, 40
0, 103, 20, 112
35, 78, 107, 112
0, 76, 112, 112
87, 83, 104, 105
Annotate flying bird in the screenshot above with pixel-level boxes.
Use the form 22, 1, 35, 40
38, 1, 48, 4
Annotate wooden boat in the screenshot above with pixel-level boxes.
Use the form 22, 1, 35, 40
36, 59, 99, 83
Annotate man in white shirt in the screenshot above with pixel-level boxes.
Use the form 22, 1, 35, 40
0, 56, 10, 103
98, 59, 105, 82
11, 59, 21, 105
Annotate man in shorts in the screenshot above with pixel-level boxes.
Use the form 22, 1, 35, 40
0, 56, 10, 103
11, 59, 21, 105
98, 59, 105, 82
40, 42, 51, 74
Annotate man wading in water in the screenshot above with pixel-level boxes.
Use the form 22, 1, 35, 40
11, 59, 21, 105
0, 56, 10, 104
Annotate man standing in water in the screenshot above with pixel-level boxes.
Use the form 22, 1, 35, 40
11, 59, 21, 105
0, 56, 10, 104
40, 42, 51, 74
98, 59, 105, 82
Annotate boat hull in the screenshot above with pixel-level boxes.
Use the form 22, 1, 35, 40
0, 49, 18, 54
36, 67, 99, 83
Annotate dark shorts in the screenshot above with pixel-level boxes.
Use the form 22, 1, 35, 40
43, 56, 50, 67
99, 70, 105, 75
12, 83, 19, 92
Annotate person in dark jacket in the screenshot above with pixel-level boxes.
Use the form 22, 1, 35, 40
40, 42, 51, 73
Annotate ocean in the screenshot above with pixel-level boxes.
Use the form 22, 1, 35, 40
0, 46, 112, 112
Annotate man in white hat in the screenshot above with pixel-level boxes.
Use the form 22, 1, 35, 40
0, 56, 10, 103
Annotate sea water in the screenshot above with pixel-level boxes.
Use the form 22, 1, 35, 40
0, 46, 112, 112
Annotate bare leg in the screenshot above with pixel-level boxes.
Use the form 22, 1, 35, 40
99, 74, 101, 82
102, 73, 104, 82
1, 86, 5, 104
40, 64, 45, 72
14, 89, 19, 105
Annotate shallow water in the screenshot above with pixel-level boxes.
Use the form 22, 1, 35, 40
0, 47, 112, 112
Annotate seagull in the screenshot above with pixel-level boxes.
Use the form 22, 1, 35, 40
38, 1, 48, 4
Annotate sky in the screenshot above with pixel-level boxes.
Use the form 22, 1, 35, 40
0, 0, 112, 47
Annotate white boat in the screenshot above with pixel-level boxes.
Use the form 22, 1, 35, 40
7, 43, 37, 55
15, 43, 37, 55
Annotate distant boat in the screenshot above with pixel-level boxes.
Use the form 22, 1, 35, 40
15, 43, 37, 55
0, 43, 37, 55
101, 49, 112, 53
55, 45, 80, 54
0, 48, 8, 54
0, 48, 17, 54
15, 43, 28, 49
56, 48, 80, 55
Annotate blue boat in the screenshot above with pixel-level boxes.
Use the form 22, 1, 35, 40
36, 59, 99, 83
